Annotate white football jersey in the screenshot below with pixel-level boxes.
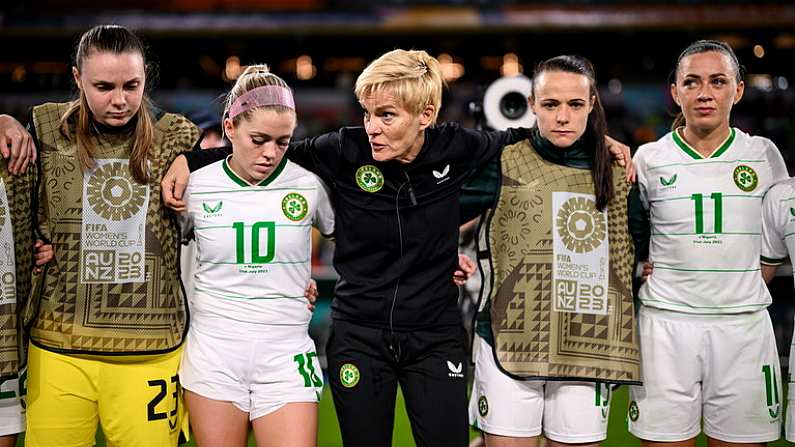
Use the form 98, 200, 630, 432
635, 128, 787, 314
182, 156, 334, 326
761, 178, 795, 277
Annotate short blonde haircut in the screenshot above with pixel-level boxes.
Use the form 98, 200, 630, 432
354, 49, 444, 124
224, 64, 295, 131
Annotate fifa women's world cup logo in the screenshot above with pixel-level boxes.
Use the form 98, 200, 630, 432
81, 160, 149, 284
86, 162, 147, 221
552, 193, 609, 315
556, 196, 606, 254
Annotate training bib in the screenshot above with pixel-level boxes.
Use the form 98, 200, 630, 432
80, 159, 148, 283
0, 179, 15, 305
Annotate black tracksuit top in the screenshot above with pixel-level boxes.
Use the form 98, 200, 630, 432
185, 123, 528, 331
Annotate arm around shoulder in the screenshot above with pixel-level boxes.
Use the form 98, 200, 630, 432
287, 130, 343, 183
0, 114, 36, 175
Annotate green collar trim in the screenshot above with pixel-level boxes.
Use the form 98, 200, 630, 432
672, 127, 736, 160
222, 155, 287, 187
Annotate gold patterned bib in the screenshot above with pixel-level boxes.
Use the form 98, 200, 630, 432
0, 159, 34, 376
26, 102, 200, 354
480, 140, 640, 383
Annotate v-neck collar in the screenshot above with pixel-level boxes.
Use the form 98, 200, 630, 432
222, 155, 287, 187
672, 127, 736, 160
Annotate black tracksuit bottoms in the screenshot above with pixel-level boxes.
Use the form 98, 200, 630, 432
327, 319, 470, 447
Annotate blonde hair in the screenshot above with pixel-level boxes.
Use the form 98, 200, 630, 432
224, 65, 295, 135
60, 25, 155, 185
354, 49, 444, 125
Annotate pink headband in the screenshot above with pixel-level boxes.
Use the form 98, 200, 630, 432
228, 85, 295, 119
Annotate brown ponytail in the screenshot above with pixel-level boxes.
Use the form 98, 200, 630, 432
59, 24, 155, 185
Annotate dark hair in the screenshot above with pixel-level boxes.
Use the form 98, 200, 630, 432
531, 55, 613, 211
60, 24, 155, 185
670, 40, 743, 130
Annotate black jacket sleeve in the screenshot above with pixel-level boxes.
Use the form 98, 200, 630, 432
184, 145, 232, 172
459, 155, 499, 224
285, 130, 342, 185
463, 127, 529, 172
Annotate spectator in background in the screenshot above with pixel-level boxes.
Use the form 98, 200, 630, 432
188, 108, 225, 149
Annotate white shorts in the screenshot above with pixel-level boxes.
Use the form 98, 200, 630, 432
629, 306, 782, 443
180, 316, 322, 421
468, 335, 610, 443
0, 367, 25, 436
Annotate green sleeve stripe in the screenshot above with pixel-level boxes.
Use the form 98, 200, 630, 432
653, 266, 761, 273
647, 159, 764, 172
650, 194, 762, 203
195, 286, 306, 301
760, 256, 786, 266
191, 187, 316, 196
195, 224, 311, 230
641, 299, 766, 310
198, 259, 310, 265
651, 232, 759, 236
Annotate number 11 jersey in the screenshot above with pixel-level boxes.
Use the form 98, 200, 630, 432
635, 128, 787, 314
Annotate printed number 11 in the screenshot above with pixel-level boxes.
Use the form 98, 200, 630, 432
294, 352, 322, 387
691, 193, 723, 234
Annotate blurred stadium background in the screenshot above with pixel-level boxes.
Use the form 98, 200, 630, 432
3, 1, 795, 445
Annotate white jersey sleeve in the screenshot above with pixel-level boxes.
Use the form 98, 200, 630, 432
312, 177, 334, 237
761, 137, 789, 184
633, 143, 651, 211
761, 179, 794, 265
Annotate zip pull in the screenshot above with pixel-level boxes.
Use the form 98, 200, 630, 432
408, 186, 417, 206
403, 170, 418, 206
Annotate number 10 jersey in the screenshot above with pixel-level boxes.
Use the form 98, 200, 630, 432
634, 128, 787, 314
182, 156, 334, 327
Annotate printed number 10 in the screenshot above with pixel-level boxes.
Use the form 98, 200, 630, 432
233, 221, 275, 264
690, 193, 723, 234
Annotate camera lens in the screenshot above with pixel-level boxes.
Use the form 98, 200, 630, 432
499, 91, 527, 120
